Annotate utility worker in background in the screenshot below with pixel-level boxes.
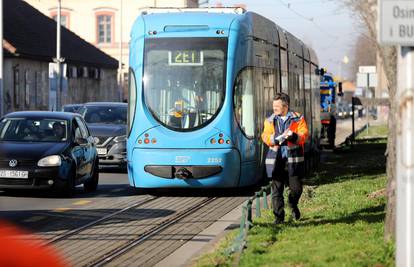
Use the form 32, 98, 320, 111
261, 93, 309, 224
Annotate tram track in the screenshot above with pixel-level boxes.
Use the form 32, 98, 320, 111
87, 197, 217, 267
50, 196, 217, 266
44, 196, 159, 246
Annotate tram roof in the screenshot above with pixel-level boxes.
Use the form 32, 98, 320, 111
136, 8, 315, 64
139, 7, 246, 15
139, 9, 242, 28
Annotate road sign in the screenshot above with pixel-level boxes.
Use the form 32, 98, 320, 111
357, 73, 368, 88
357, 72, 377, 88
379, 0, 414, 45
359, 66, 376, 73
369, 73, 377, 87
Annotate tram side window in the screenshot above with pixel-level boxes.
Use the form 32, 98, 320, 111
298, 57, 305, 111
280, 48, 288, 93
234, 68, 255, 138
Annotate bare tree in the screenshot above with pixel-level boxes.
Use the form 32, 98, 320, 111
340, 0, 397, 241
348, 33, 376, 81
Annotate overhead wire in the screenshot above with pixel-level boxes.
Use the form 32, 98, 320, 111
276, 0, 340, 40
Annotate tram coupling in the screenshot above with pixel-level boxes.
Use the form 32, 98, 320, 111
175, 167, 193, 179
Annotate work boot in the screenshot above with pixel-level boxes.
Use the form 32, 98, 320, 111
273, 210, 285, 225
291, 205, 301, 220
274, 216, 284, 225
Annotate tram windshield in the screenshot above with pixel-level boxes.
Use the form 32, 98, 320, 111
143, 38, 227, 131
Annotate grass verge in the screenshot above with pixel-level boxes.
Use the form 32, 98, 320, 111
194, 141, 394, 267
357, 124, 388, 139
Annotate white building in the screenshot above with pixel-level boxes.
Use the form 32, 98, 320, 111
3, 0, 119, 113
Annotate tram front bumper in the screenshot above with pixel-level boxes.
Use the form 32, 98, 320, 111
129, 148, 240, 188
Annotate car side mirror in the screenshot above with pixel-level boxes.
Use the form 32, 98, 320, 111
76, 137, 88, 146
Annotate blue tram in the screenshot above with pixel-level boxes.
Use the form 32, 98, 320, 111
127, 8, 321, 188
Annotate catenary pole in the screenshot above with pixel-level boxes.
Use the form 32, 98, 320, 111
396, 46, 414, 267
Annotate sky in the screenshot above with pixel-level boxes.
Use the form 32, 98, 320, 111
206, 0, 364, 80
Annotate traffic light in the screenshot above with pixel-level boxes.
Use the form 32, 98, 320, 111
338, 82, 344, 97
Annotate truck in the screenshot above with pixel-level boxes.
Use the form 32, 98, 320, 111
320, 70, 337, 148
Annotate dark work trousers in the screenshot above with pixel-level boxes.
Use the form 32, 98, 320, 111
271, 154, 303, 220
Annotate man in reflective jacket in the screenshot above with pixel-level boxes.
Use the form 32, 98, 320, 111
261, 93, 309, 224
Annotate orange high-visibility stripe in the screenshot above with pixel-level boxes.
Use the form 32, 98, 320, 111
261, 119, 275, 147
288, 116, 308, 146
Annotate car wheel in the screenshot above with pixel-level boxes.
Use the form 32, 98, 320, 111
84, 160, 99, 193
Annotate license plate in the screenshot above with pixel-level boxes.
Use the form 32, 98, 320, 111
97, 148, 107, 155
0, 170, 29, 179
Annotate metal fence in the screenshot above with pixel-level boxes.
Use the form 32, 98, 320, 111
225, 184, 272, 261
349, 96, 389, 145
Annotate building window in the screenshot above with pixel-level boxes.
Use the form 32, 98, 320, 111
53, 15, 68, 28
25, 70, 30, 108
13, 68, 20, 108
51, 11, 70, 29
35, 71, 42, 107
97, 15, 113, 44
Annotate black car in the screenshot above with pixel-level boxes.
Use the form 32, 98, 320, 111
62, 104, 83, 113
79, 102, 127, 169
0, 111, 99, 196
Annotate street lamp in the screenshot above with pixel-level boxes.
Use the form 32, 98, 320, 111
340, 55, 349, 81
54, 0, 64, 111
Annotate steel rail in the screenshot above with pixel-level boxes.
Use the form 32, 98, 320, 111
88, 197, 217, 267
44, 196, 159, 245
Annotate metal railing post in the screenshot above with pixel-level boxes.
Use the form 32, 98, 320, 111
262, 187, 268, 209
255, 192, 261, 218
247, 200, 253, 229
239, 204, 246, 233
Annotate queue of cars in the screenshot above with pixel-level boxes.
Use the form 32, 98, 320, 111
336, 102, 353, 120
0, 102, 127, 197
79, 103, 127, 170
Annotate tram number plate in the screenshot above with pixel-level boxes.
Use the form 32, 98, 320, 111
0, 170, 29, 179
97, 148, 107, 155
208, 157, 222, 163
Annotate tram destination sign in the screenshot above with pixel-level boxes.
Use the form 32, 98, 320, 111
380, 0, 414, 45
168, 50, 204, 66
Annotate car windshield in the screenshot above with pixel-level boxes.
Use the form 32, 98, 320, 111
81, 105, 127, 124
0, 118, 68, 142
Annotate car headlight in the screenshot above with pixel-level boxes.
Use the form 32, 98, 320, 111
114, 135, 127, 143
38, 155, 62, 167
